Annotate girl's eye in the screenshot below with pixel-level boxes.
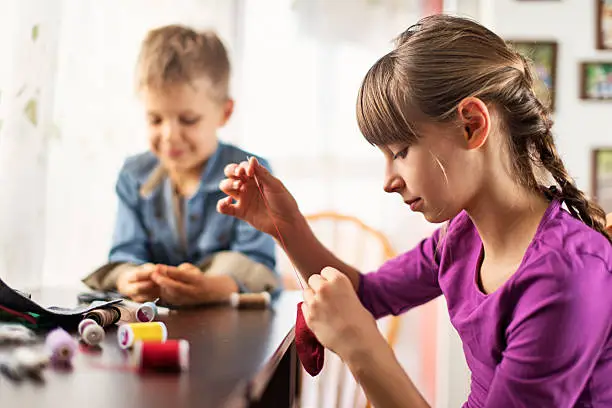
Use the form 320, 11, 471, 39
393, 148, 408, 160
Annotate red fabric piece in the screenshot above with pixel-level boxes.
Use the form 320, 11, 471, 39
295, 301, 324, 376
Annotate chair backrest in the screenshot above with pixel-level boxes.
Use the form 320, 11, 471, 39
281, 212, 398, 408
280, 212, 395, 290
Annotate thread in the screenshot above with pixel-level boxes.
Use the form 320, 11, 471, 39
114, 303, 138, 323
229, 292, 271, 309
13, 347, 49, 373
132, 340, 189, 372
0, 304, 37, 324
247, 156, 305, 290
136, 301, 158, 322
84, 307, 120, 327
78, 318, 105, 346
0, 324, 36, 344
117, 322, 167, 349
45, 328, 77, 365
0, 360, 23, 381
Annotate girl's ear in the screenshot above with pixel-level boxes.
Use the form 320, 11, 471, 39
457, 97, 490, 150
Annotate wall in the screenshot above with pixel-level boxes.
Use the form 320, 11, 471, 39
493, 0, 611, 193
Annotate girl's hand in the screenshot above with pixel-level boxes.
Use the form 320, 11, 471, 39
217, 157, 302, 239
302, 267, 381, 361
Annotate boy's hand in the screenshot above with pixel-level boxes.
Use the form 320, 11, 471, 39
116, 263, 160, 303
151, 263, 238, 306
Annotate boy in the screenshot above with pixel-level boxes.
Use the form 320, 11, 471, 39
83, 25, 279, 305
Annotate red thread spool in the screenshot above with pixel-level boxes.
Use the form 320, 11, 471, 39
132, 340, 189, 372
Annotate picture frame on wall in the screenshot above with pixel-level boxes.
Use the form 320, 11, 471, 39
580, 62, 612, 100
597, 0, 612, 50
592, 148, 612, 214
506, 40, 558, 111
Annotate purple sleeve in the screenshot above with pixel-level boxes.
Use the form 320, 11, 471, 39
358, 228, 443, 319
485, 252, 612, 407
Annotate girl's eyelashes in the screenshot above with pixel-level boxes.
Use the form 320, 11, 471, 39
393, 147, 409, 160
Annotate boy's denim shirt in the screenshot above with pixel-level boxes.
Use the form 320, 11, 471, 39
109, 142, 277, 281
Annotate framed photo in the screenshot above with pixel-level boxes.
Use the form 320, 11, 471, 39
597, 0, 612, 49
592, 148, 612, 214
507, 40, 558, 111
580, 62, 612, 100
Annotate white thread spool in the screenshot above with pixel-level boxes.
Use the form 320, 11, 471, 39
229, 292, 271, 309
13, 347, 49, 373
78, 318, 105, 346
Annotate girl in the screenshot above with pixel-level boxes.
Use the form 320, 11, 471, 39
217, 15, 612, 408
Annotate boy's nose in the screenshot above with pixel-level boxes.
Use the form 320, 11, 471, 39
161, 121, 180, 142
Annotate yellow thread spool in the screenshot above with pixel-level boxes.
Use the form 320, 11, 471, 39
117, 322, 167, 349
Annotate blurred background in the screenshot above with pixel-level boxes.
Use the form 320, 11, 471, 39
0, 0, 611, 407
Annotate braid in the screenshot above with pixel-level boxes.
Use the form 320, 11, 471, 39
533, 128, 611, 243
501, 54, 612, 244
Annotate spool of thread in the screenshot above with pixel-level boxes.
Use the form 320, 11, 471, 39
229, 292, 271, 309
45, 328, 77, 365
13, 347, 49, 373
78, 318, 105, 346
132, 340, 189, 372
114, 303, 138, 323
117, 322, 167, 349
84, 307, 120, 327
136, 301, 158, 322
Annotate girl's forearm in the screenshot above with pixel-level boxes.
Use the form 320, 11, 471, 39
277, 216, 362, 289
346, 336, 431, 408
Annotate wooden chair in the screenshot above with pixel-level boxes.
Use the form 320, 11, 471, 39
279, 212, 399, 408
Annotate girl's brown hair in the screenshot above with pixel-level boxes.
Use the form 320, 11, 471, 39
357, 14, 611, 243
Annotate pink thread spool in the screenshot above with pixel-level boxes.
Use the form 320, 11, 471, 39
78, 318, 105, 346
136, 301, 158, 323
136, 299, 159, 323
45, 328, 77, 365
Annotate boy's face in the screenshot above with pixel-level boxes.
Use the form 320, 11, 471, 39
142, 78, 233, 174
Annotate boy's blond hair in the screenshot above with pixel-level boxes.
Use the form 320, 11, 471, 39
136, 24, 230, 101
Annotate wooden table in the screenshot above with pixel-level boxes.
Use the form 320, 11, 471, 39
0, 288, 302, 408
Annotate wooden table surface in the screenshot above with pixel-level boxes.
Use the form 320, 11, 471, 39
0, 288, 301, 408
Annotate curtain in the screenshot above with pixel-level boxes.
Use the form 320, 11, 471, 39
0, 0, 62, 288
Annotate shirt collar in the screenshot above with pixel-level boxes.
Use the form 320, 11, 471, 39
139, 142, 226, 198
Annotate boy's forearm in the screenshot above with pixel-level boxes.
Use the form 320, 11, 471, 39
278, 216, 362, 290
346, 336, 430, 408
